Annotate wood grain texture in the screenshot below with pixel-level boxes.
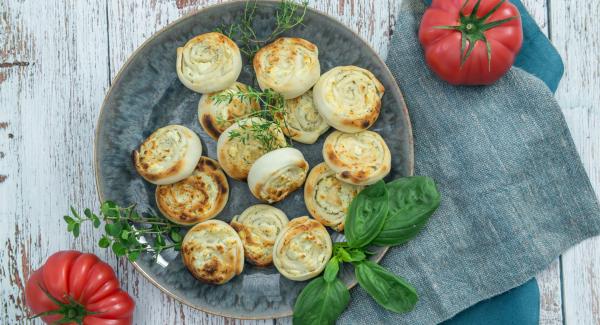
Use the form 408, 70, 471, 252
2, 0, 598, 324
549, 1, 600, 324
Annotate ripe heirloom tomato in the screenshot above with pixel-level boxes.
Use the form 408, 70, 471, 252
419, 0, 523, 85
25, 251, 135, 325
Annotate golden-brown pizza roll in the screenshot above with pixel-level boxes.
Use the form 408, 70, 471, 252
176, 32, 242, 93
247, 148, 309, 203
313, 66, 385, 133
155, 157, 229, 225
323, 130, 391, 186
181, 220, 244, 285
253, 37, 320, 99
304, 163, 363, 232
230, 205, 289, 266
272, 216, 332, 281
274, 90, 330, 144
198, 82, 259, 140
216, 117, 287, 181
132, 125, 203, 185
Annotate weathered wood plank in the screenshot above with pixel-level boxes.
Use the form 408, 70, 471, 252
551, 2, 600, 324
0, 0, 111, 323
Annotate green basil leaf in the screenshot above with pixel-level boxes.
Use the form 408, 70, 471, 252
345, 248, 366, 262
345, 180, 389, 248
293, 277, 350, 325
372, 176, 440, 246
323, 257, 339, 282
355, 260, 418, 313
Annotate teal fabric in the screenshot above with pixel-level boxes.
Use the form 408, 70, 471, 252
338, 0, 600, 324
425, 0, 562, 323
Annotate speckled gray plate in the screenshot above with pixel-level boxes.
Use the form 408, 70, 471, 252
95, 0, 413, 319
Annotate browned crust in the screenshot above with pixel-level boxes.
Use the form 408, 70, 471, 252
304, 163, 347, 232
200, 113, 222, 140
278, 217, 327, 249
187, 31, 239, 51
252, 160, 308, 203
133, 147, 185, 182
181, 221, 243, 285
155, 157, 229, 225
230, 221, 273, 267
253, 37, 317, 77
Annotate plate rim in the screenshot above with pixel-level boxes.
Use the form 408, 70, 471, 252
93, 0, 414, 320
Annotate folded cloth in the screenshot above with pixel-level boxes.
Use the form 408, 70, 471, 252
339, 0, 600, 324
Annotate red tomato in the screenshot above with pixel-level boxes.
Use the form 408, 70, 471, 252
419, 0, 523, 85
25, 251, 135, 324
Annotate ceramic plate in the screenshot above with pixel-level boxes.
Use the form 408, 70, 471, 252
95, 0, 413, 319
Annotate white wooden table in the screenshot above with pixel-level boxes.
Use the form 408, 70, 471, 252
1, 0, 598, 324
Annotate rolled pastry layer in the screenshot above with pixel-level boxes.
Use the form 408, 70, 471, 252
217, 117, 287, 181
273, 216, 332, 281
275, 90, 330, 144
133, 125, 202, 185
304, 162, 363, 232
181, 220, 244, 285
156, 157, 229, 225
313, 66, 385, 133
247, 148, 309, 203
177, 32, 242, 93
254, 37, 320, 99
323, 130, 391, 185
198, 82, 259, 140
230, 205, 289, 266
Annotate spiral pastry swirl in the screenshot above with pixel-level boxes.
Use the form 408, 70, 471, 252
155, 157, 229, 225
230, 205, 289, 266
217, 117, 287, 181
313, 66, 385, 133
248, 148, 309, 203
275, 90, 330, 144
133, 125, 202, 185
198, 82, 259, 140
304, 163, 363, 232
176, 32, 242, 94
323, 130, 391, 186
272, 216, 332, 281
181, 220, 244, 285
254, 38, 320, 99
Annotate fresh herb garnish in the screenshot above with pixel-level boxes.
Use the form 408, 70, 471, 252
65, 201, 182, 261
217, 0, 308, 59
213, 85, 292, 151
293, 176, 441, 325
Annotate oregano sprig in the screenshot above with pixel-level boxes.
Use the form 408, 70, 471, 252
65, 201, 183, 262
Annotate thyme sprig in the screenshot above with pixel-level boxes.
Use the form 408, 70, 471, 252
64, 201, 182, 262
217, 0, 308, 58
213, 85, 292, 151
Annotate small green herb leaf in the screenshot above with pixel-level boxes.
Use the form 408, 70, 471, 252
72, 223, 80, 238
170, 230, 182, 243
105, 223, 123, 237
98, 236, 111, 248
293, 277, 350, 325
111, 242, 127, 257
355, 260, 418, 313
127, 251, 140, 262
345, 180, 389, 248
323, 257, 339, 282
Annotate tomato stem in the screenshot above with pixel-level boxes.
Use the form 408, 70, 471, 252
29, 283, 99, 325
433, 0, 517, 69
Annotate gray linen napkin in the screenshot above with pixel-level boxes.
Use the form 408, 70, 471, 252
339, 0, 600, 323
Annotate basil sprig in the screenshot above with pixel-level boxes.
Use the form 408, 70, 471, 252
293, 176, 440, 325
345, 180, 389, 247
372, 177, 441, 246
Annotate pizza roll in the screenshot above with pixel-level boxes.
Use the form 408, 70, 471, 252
313, 66, 385, 133
132, 125, 202, 185
155, 157, 229, 225
273, 216, 332, 281
247, 148, 309, 203
181, 220, 244, 285
304, 162, 363, 232
254, 38, 320, 99
217, 117, 287, 181
274, 90, 330, 144
176, 32, 242, 93
198, 82, 260, 140
323, 130, 391, 186
230, 205, 289, 266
